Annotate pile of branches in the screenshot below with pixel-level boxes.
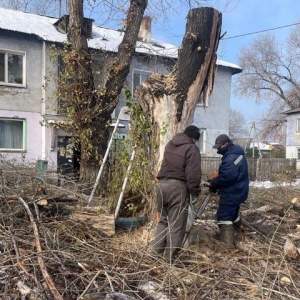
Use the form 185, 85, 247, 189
0, 159, 300, 299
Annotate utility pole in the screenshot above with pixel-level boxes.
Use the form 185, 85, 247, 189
252, 122, 262, 181
247, 122, 262, 181
59, 0, 61, 17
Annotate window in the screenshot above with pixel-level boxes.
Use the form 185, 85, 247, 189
0, 119, 26, 151
297, 118, 300, 132
197, 92, 209, 107
132, 71, 151, 97
298, 148, 300, 160
93, 59, 106, 89
197, 128, 206, 154
57, 55, 66, 114
0, 50, 25, 86
197, 93, 204, 106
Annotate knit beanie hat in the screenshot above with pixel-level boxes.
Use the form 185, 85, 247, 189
184, 125, 200, 141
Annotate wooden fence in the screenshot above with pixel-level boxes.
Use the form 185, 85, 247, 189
201, 157, 297, 181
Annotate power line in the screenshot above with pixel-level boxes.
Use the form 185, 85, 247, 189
222, 22, 300, 40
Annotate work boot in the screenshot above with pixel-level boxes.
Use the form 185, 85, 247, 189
216, 224, 236, 252
233, 219, 245, 242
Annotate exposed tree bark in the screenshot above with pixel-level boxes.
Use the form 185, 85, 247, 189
135, 7, 222, 173
66, 0, 147, 181
67, 0, 99, 180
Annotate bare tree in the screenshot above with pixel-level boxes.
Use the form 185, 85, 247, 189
83, 0, 234, 30
236, 25, 300, 141
229, 108, 248, 139
259, 100, 287, 143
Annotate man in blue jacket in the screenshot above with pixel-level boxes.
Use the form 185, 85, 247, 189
209, 134, 249, 252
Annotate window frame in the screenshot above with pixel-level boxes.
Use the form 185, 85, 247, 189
57, 55, 65, 114
296, 118, 300, 132
0, 118, 27, 152
196, 128, 206, 154
132, 69, 152, 99
197, 92, 209, 107
0, 48, 26, 87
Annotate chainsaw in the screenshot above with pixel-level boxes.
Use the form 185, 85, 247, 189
182, 188, 215, 247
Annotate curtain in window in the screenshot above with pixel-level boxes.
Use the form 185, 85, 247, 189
0, 120, 23, 149
0, 53, 4, 82
8, 54, 23, 84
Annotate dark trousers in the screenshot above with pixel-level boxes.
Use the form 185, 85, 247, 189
217, 203, 240, 227
152, 179, 189, 260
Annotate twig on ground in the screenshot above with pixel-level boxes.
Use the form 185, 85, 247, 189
18, 197, 63, 300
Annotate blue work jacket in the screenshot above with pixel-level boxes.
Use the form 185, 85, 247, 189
210, 142, 249, 205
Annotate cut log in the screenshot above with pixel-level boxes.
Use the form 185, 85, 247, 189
72, 213, 115, 237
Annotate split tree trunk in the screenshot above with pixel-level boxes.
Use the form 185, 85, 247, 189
135, 7, 222, 174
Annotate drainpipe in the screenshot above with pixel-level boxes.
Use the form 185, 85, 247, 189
41, 41, 47, 161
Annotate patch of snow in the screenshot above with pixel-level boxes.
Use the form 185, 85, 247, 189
250, 179, 300, 189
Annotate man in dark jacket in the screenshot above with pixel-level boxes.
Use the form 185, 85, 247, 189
152, 125, 202, 262
209, 134, 249, 252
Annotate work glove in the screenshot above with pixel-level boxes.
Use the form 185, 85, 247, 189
209, 185, 218, 194
205, 180, 218, 194
191, 196, 199, 204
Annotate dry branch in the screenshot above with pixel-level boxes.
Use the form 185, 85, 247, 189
18, 197, 63, 300
0, 162, 300, 299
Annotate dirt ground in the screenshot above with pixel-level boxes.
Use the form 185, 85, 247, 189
1, 173, 300, 299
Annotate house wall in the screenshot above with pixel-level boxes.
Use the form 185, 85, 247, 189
114, 54, 175, 119
0, 109, 42, 163
0, 30, 43, 112
193, 66, 232, 156
44, 43, 62, 116
0, 31, 48, 166
285, 112, 300, 169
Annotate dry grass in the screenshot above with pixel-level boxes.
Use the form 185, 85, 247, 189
0, 161, 300, 299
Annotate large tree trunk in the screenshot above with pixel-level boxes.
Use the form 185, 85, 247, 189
135, 7, 221, 174
66, 0, 147, 182
67, 0, 98, 180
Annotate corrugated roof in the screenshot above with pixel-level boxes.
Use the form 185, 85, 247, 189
0, 6, 242, 71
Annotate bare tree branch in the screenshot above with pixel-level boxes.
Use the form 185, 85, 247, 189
18, 197, 63, 300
